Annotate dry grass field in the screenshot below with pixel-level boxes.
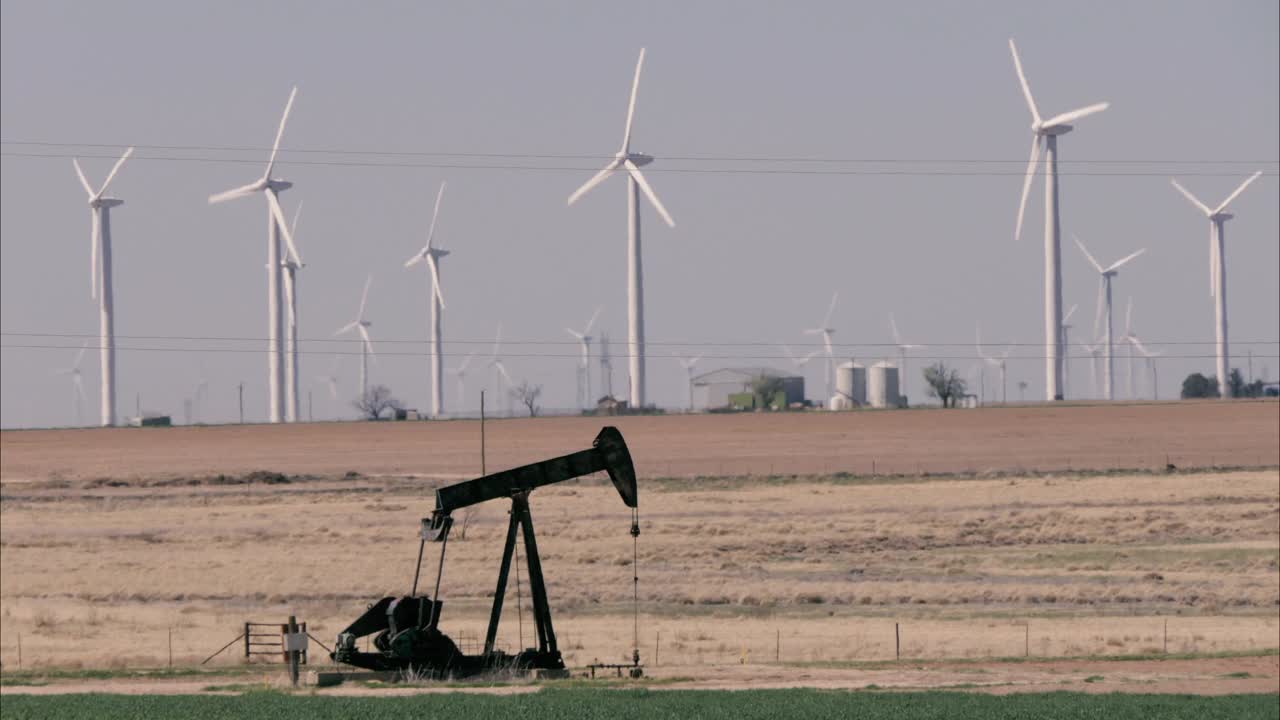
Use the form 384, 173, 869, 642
1, 401, 1277, 695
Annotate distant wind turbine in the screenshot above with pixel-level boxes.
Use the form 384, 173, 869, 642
208, 87, 300, 423
804, 292, 839, 402
54, 342, 90, 426
488, 324, 513, 415
404, 182, 451, 417
976, 326, 1013, 404
1009, 38, 1109, 401
1170, 171, 1263, 399
676, 354, 702, 411
567, 48, 676, 411
334, 275, 376, 401
1074, 235, 1144, 401
889, 313, 926, 403
316, 355, 342, 401
566, 307, 603, 409
72, 146, 133, 426
1060, 303, 1078, 399
448, 352, 478, 410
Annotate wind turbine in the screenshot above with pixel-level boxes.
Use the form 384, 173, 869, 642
1170, 171, 1263, 399
208, 87, 300, 423
889, 313, 926, 403
1128, 334, 1161, 400
54, 342, 90, 426
676, 355, 703, 411
448, 352, 477, 410
488, 324, 513, 415
1060, 303, 1078, 398
72, 146, 133, 426
566, 306, 603, 409
1073, 235, 1144, 401
405, 182, 450, 417
567, 48, 676, 411
804, 292, 839, 402
976, 326, 1012, 404
1010, 38, 1109, 402
281, 201, 305, 422
316, 355, 342, 401
1079, 339, 1102, 398
334, 275, 376, 401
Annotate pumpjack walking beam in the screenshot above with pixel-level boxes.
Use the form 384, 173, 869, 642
422, 426, 638, 657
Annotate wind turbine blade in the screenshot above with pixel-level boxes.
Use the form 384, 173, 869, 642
567, 160, 620, 206
889, 313, 903, 347
625, 161, 675, 227
584, 305, 602, 336
1125, 297, 1133, 335
1213, 170, 1262, 214
334, 321, 360, 336
90, 210, 100, 300
1105, 248, 1146, 273
1042, 102, 1109, 129
1072, 235, 1104, 273
1064, 303, 1078, 324
821, 291, 839, 328
208, 182, 260, 205
95, 147, 134, 199
426, 182, 446, 249
1170, 178, 1212, 216
1015, 135, 1042, 241
404, 250, 426, 268
264, 86, 297, 179
822, 331, 833, 358
1008, 39, 1041, 124
266, 191, 302, 265
459, 351, 476, 373
495, 360, 512, 383
72, 159, 94, 198
358, 274, 372, 320
1210, 233, 1218, 298
780, 344, 796, 361
426, 254, 445, 309
73, 341, 89, 369
621, 48, 646, 153
491, 324, 503, 358
287, 200, 304, 264
566, 328, 584, 340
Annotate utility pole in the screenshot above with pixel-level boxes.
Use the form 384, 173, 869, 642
238, 382, 245, 424
135, 392, 140, 418
308, 390, 313, 422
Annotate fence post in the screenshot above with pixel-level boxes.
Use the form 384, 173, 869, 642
895, 622, 900, 661
244, 622, 250, 660
287, 616, 300, 687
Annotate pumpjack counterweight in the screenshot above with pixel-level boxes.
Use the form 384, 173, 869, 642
331, 427, 638, 678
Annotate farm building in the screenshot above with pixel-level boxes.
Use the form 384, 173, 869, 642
691, 367, 805, 410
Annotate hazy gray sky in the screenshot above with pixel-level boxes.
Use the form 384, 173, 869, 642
2, 0, 1277, 427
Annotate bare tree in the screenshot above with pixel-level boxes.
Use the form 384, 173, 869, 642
922, 362, 967, 408
352, 384, 402, 420
510, 380, 542, 417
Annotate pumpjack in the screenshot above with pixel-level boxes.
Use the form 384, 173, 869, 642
331, 426, 639, 677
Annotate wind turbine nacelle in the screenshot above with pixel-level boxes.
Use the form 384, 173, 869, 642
267, 179, 294, 192
1210, 212, 1234, 222
627, 153, 654, 167
430, 249, 451, 259
1037, 124, 1073, 136
93, 198, 125, 209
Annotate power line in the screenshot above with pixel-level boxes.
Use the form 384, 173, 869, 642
4, 139, 1276, 165
3, 342, 1274, 363
3, 150, 1276, 178
3, 331, 1276, 348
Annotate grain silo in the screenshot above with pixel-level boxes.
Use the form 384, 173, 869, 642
867, 362, 900, 408
830, 361, 866, 409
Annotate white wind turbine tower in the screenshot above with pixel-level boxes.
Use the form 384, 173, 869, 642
804, 292, 839, 401
976, 327, 1013, 404
448, 352, 477, 410
1170, 171, 1263, 399
72, 146, 133, 426
566, 307, 603, 409
334, 276, 376, 401
1079, 339, 1103, 399
404, 182, 451, 417
567, 48, 676, 411
676, 355, 703, 411
280, 202, 305, 422
208, 87, 300, 423
1009, 39, 1109, 402
54, 342, 90, 426
889, 313, 926, 403
316, 355, 342, 403
1073, 235, 1144, 401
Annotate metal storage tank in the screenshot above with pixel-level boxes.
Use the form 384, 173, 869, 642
831, 361, 866, 409
868, 362, 900, 408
